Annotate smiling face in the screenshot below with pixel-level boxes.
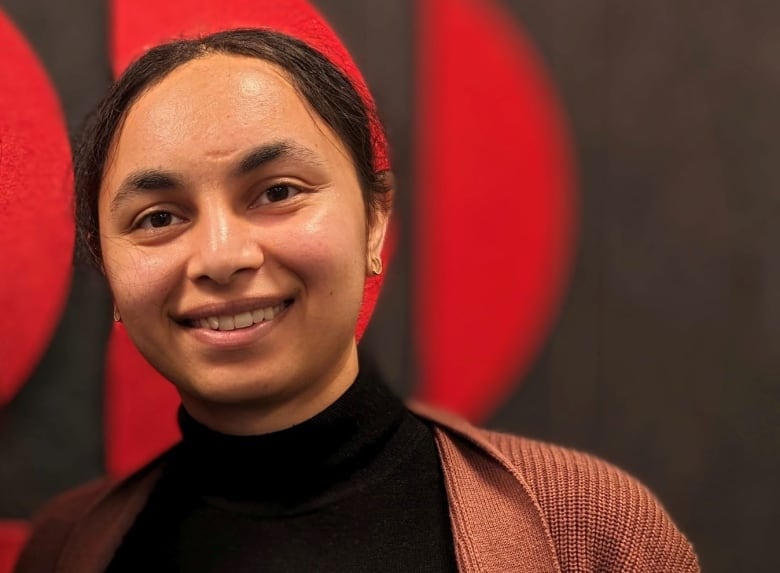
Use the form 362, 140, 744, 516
99, 54, 388, 434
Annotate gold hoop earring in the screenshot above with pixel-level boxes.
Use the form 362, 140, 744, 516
113, 306, 121, 323
371, 255, 383, 276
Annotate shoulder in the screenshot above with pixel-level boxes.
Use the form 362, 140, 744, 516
14, 478, 114, 573
481, 428, 698, 571
413, 404, 699, 572
14, 448, 172, 573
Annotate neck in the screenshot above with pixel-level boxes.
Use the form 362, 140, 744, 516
170, 355, 410, 508
180, 344, 359, 435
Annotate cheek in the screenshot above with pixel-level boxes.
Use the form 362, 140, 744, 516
103, 238, 186, 317
290, 203, 367, 284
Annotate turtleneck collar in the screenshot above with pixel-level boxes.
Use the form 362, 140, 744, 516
169, 355, 409, 513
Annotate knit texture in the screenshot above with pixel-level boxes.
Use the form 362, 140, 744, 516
433, 429, 562, 572
485, 431, 699, 572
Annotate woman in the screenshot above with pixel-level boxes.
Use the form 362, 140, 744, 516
16, 24, 698, 573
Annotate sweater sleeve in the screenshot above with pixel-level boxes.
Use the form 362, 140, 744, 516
485, 431, 699, 573
13, 479, 111, 573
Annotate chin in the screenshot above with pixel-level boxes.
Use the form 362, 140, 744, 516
177, 371, 286, 407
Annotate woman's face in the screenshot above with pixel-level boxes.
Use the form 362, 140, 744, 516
99, 54, 387, 434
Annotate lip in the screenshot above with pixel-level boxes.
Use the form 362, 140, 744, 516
177, 298, 293, 349
175, 296, 293, 323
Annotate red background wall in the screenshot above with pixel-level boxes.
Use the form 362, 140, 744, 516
1, 1, 779, 571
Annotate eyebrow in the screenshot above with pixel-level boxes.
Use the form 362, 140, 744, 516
109, 170, 182, 214
109, 140, 325, 214
232, 140, 325, 177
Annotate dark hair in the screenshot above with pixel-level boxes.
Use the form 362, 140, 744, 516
74, 28, 391, 267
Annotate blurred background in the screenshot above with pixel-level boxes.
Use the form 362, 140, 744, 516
1, 1, 779, 571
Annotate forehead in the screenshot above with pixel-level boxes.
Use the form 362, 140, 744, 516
109, 54, 343, 171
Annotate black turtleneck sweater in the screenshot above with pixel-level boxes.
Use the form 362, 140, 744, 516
105, 360, 458, 573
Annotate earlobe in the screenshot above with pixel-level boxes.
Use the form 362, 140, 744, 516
369, 255, 383, 276
365, 226, 386, 277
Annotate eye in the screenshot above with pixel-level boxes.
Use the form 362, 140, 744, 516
136, 210, 185, 230
258, 184, 301, 205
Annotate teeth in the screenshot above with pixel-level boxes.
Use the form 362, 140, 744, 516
234, 312, 253, 328
195, 303, 286, 331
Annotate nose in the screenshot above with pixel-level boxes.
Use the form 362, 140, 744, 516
187, 206, 264, 285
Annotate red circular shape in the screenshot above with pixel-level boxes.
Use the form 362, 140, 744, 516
105, 325, 181, 477
415, 0, 578, 421
0, 10, 74, 406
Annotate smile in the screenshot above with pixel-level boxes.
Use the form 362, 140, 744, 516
189, 302, 289, 331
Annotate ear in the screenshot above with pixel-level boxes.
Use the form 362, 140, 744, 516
365, 172, 395, 276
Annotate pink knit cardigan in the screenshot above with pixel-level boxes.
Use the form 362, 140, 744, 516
15, 403, 699, 573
